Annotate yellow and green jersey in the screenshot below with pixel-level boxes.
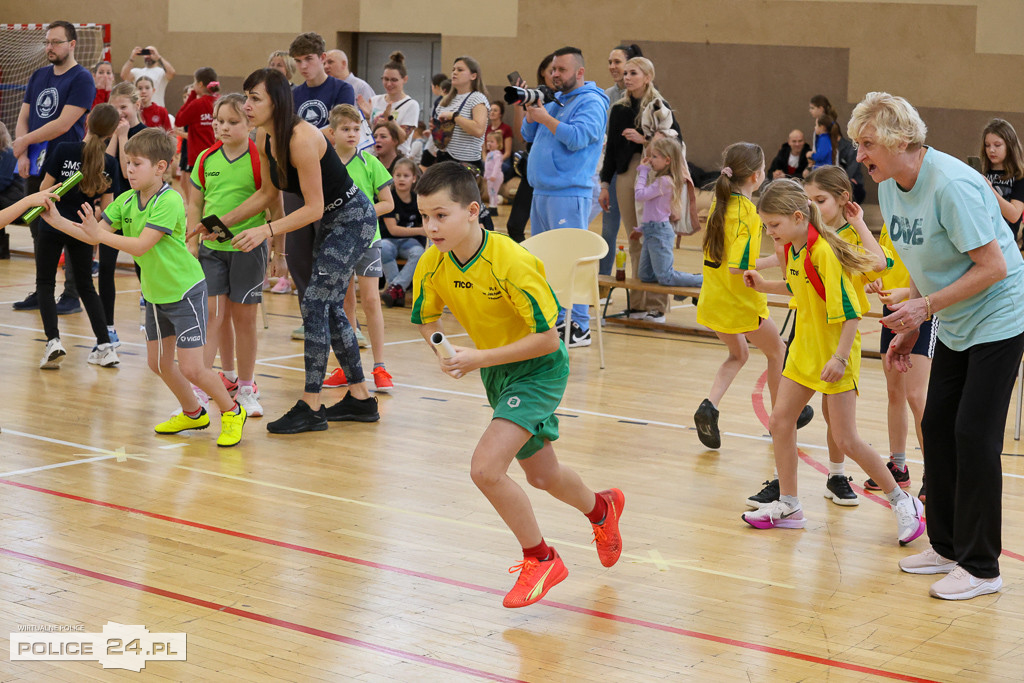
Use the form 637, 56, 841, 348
783, 234, 863, 394
835, 222, 892, 314
103, 185, 204, 304
411, 229, 560, 349
696, 194, 769, 334
877, 224, 912, 293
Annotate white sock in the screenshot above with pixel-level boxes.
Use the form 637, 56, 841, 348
223, 370, 238, 381
779, 494, 800, 509
885, 488, 907, 505
828, 461, 845, 477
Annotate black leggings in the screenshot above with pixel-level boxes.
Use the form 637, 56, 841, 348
97, 243, 120, 326
922, 331, 1024, 578
35, 227, 109, 344
283, 192, 316, 302
26, 175, 77, 299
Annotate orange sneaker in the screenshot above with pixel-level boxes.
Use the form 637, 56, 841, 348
323, 368, 348, 388
502, 549, 568, 608
372, 366, 393, 392
591, 488, 625, 567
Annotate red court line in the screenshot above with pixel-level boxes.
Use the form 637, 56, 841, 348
0, 546, 525, 683
751, 370, 1024, 564
1, 478, 940, 683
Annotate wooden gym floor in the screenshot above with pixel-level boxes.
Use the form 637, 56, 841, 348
2, 220, 1024, 682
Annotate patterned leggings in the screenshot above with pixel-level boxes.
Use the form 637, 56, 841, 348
301, 192, 377, 393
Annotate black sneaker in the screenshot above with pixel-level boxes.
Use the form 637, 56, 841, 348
555, 321, 567, 339
745, 479, 779, 509
381, 284, 405, 308
864, 461, 911, 491
693, 398, 720, 449
797, 404, 814, 429
55, 295, 82, 315
918, 473, 926, 503
267, 400, 328, 434
567, 321, 591, 348
824, 475, 860, 506
12, 291, 39, 311
325, 393, 380, 422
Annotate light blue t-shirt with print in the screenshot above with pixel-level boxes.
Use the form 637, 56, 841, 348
878, 147, 1024, 351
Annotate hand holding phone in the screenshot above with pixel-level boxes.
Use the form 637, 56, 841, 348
201, 214, 235, 242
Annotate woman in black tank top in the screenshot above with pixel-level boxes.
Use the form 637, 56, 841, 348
219, 68, 379, 433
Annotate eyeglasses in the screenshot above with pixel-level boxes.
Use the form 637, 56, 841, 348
42, 40, 69, 47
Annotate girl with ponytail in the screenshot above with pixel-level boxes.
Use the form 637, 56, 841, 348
693, 142, 809, 451
741, 178, 925, 542
36, 103, 121, 369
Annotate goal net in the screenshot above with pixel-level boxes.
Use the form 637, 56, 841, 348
0, 23, 110, 137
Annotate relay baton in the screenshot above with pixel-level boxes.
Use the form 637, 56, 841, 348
430, 332, 456, 359
22, 171, 83, 223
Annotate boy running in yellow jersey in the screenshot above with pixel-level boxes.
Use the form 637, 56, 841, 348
411, 162, 624, 608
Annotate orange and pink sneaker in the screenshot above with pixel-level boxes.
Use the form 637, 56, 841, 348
502, 549, 568, 608
591, 488, 625, 567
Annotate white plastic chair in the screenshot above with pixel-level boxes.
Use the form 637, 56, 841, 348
521, 229, 608, 368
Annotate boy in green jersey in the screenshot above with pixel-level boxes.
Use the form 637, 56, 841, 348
43, 128, 246, 447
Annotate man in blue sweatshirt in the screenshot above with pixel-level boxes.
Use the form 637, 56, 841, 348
521, 46, 608, 348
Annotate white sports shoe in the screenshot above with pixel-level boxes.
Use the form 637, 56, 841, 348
929, 566, 1002, 600
40, 338, 67, 369
899, 547, 957, 575
236, 385, 263, 417
892, 492, 925, 545
87, 343, 120, 367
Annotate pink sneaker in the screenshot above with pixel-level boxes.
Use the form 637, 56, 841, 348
271, 278, 291, 294
742, 500, 806, 529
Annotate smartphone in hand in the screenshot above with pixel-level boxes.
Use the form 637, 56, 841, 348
201, 214, 235, 242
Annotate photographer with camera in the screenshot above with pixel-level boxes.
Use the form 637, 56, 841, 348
120, 45, 176, 107
517, 46, 608, 348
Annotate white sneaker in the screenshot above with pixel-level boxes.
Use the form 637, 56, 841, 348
929, 566, 1002, 600
641, 311, 666, 323
87, 343, 120, 367
892, 492, 925, 545
236, 385, 263, 417
899, 547, 957, 575
742, 499, 806, 529
40, 338, 67, 369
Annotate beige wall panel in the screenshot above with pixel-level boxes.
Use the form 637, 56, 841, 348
358, 0, 517, 37
167, 0, 303, 33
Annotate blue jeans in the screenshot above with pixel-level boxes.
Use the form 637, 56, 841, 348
599, 173, 619, 276
638, 221, 703, 290
380, 237, 424, 290
530, 193, 592, 331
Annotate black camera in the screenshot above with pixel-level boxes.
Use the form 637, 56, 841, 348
503, 85, 559, 108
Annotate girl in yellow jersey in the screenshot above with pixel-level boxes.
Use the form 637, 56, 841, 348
741, 179, 924, 543
694, 143, 811, 449
804, 166, 890, 506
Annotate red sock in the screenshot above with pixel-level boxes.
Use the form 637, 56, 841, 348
184, 406, 204, 419
585, 492, 608, 525
222, 401, 240, 415
522, 540, 552, 562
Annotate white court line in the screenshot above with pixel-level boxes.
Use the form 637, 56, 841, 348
158, 443, 188, 450
254, 333, 470, 363
0, 455, 115, 477
0, 322, 146, 348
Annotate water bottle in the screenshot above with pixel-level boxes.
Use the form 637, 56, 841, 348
615, 245, 627, 281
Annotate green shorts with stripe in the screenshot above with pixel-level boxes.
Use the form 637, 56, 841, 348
482, 343, 569, 460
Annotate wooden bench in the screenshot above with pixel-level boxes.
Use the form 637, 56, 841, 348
598, 275, 885, 357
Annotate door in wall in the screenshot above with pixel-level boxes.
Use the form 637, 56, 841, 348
357, 33, 442, 123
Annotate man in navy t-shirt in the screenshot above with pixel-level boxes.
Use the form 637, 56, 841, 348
12, 20, 96, 313
281, 31, 356, 318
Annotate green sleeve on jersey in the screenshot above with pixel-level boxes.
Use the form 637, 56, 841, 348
146, 192, 184, 236
367, 155, 393, 196
410, 253, 445, 325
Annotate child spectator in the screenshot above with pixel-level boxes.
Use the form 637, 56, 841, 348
632, 136, 701, 289
0, 122, 24, 259
36, 104, 120, 369
324, 104, 395, 392
380, 157, 426, 308
91, 61, 114, 107
806, 115, 839, 174
484, 131, 504, 208
980, 118, 1024, 242
136, 75, 172, 131
407, 121, 428, 165
421, 74, 449, 168
741, 178, 924, 541
485, 100, 513, 180
187, 94, 269, 418
42, 128, 247, 446
411, 162, 625, 608
175, 67, 220, 205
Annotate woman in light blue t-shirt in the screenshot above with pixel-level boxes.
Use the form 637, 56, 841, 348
848, 92, 1024, 602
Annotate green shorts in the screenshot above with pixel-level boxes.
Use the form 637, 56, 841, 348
481, 344, 569, 460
